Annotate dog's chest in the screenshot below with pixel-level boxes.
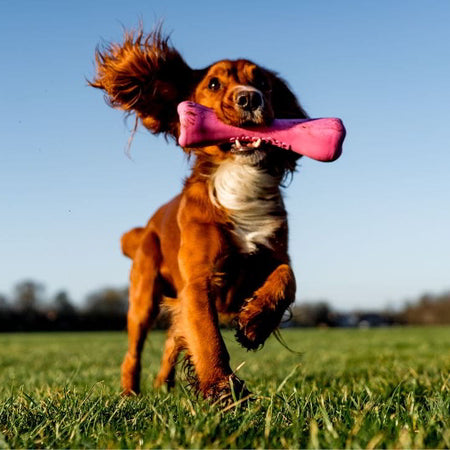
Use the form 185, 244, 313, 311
210, 160, 286, 253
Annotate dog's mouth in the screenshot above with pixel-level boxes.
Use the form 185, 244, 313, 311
221, 138, 266, 154
220, 138, 275, 165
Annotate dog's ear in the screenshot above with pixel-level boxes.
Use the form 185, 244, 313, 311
90, 28, 196, 137
268, 72, 309, 120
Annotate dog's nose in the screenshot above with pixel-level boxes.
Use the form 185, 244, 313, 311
235, 90, 263, 112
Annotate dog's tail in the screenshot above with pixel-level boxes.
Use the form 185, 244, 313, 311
121, 227, 145, 259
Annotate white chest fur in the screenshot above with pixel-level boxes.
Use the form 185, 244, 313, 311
209, 160, 286, 253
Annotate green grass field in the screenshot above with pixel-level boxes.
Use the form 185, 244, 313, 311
0, 327, 448, 448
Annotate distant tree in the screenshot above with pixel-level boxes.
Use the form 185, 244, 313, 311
0, 294, 9, 312
13, 280, 45, 314
85, 287, 128, 316
401, 291, 450, 325
0, 294, 12, 330
291, 301, 332, 327
52, 291, 77, 316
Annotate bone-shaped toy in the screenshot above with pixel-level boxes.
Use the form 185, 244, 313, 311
177, 101, 345, 162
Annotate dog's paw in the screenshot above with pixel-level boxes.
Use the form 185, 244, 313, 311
202, 375, 251, 406
121, 353, 141, 395
235, 295, 287, 350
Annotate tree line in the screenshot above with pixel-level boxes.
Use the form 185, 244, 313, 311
287, 293, 450, 328
0, 281, 129, 332
0, 280, 449, 332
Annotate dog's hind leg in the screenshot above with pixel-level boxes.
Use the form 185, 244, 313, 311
154, 324, 182, 389
121, 230, 162, 395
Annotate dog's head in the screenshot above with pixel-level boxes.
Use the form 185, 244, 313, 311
90, 28, 307, 168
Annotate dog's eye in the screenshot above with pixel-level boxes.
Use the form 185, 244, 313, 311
208, 77, 221, 91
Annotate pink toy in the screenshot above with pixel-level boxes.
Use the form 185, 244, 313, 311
177, 101, 345, 162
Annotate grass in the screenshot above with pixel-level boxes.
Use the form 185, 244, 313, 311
0, 327, 448, 448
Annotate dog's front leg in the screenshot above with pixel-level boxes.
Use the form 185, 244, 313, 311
178, 222, 243, 400
236, 263, 296, 350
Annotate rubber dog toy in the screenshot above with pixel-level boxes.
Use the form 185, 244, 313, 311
177, 101, 345, 162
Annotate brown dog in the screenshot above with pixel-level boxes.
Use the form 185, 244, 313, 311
90, 28, 307, 401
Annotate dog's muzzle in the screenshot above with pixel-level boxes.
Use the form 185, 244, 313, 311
234, 87, 264, 112
232, 86, 265, 125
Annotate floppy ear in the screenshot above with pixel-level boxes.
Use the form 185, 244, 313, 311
90, 28, 196, 138
268, 72, 309, 120
265, 72, 309, 168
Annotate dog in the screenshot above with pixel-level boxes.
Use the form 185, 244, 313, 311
90, 27, 308, 401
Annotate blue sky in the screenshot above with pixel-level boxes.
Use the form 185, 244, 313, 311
1, 0, 449, 310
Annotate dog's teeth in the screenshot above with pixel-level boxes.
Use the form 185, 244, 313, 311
253, 138, 261, 148
235, 139, 242, 148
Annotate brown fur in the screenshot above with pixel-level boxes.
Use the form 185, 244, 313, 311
90, 27, 307, 401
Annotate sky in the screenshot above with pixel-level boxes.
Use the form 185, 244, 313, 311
1, 0, 449, 311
